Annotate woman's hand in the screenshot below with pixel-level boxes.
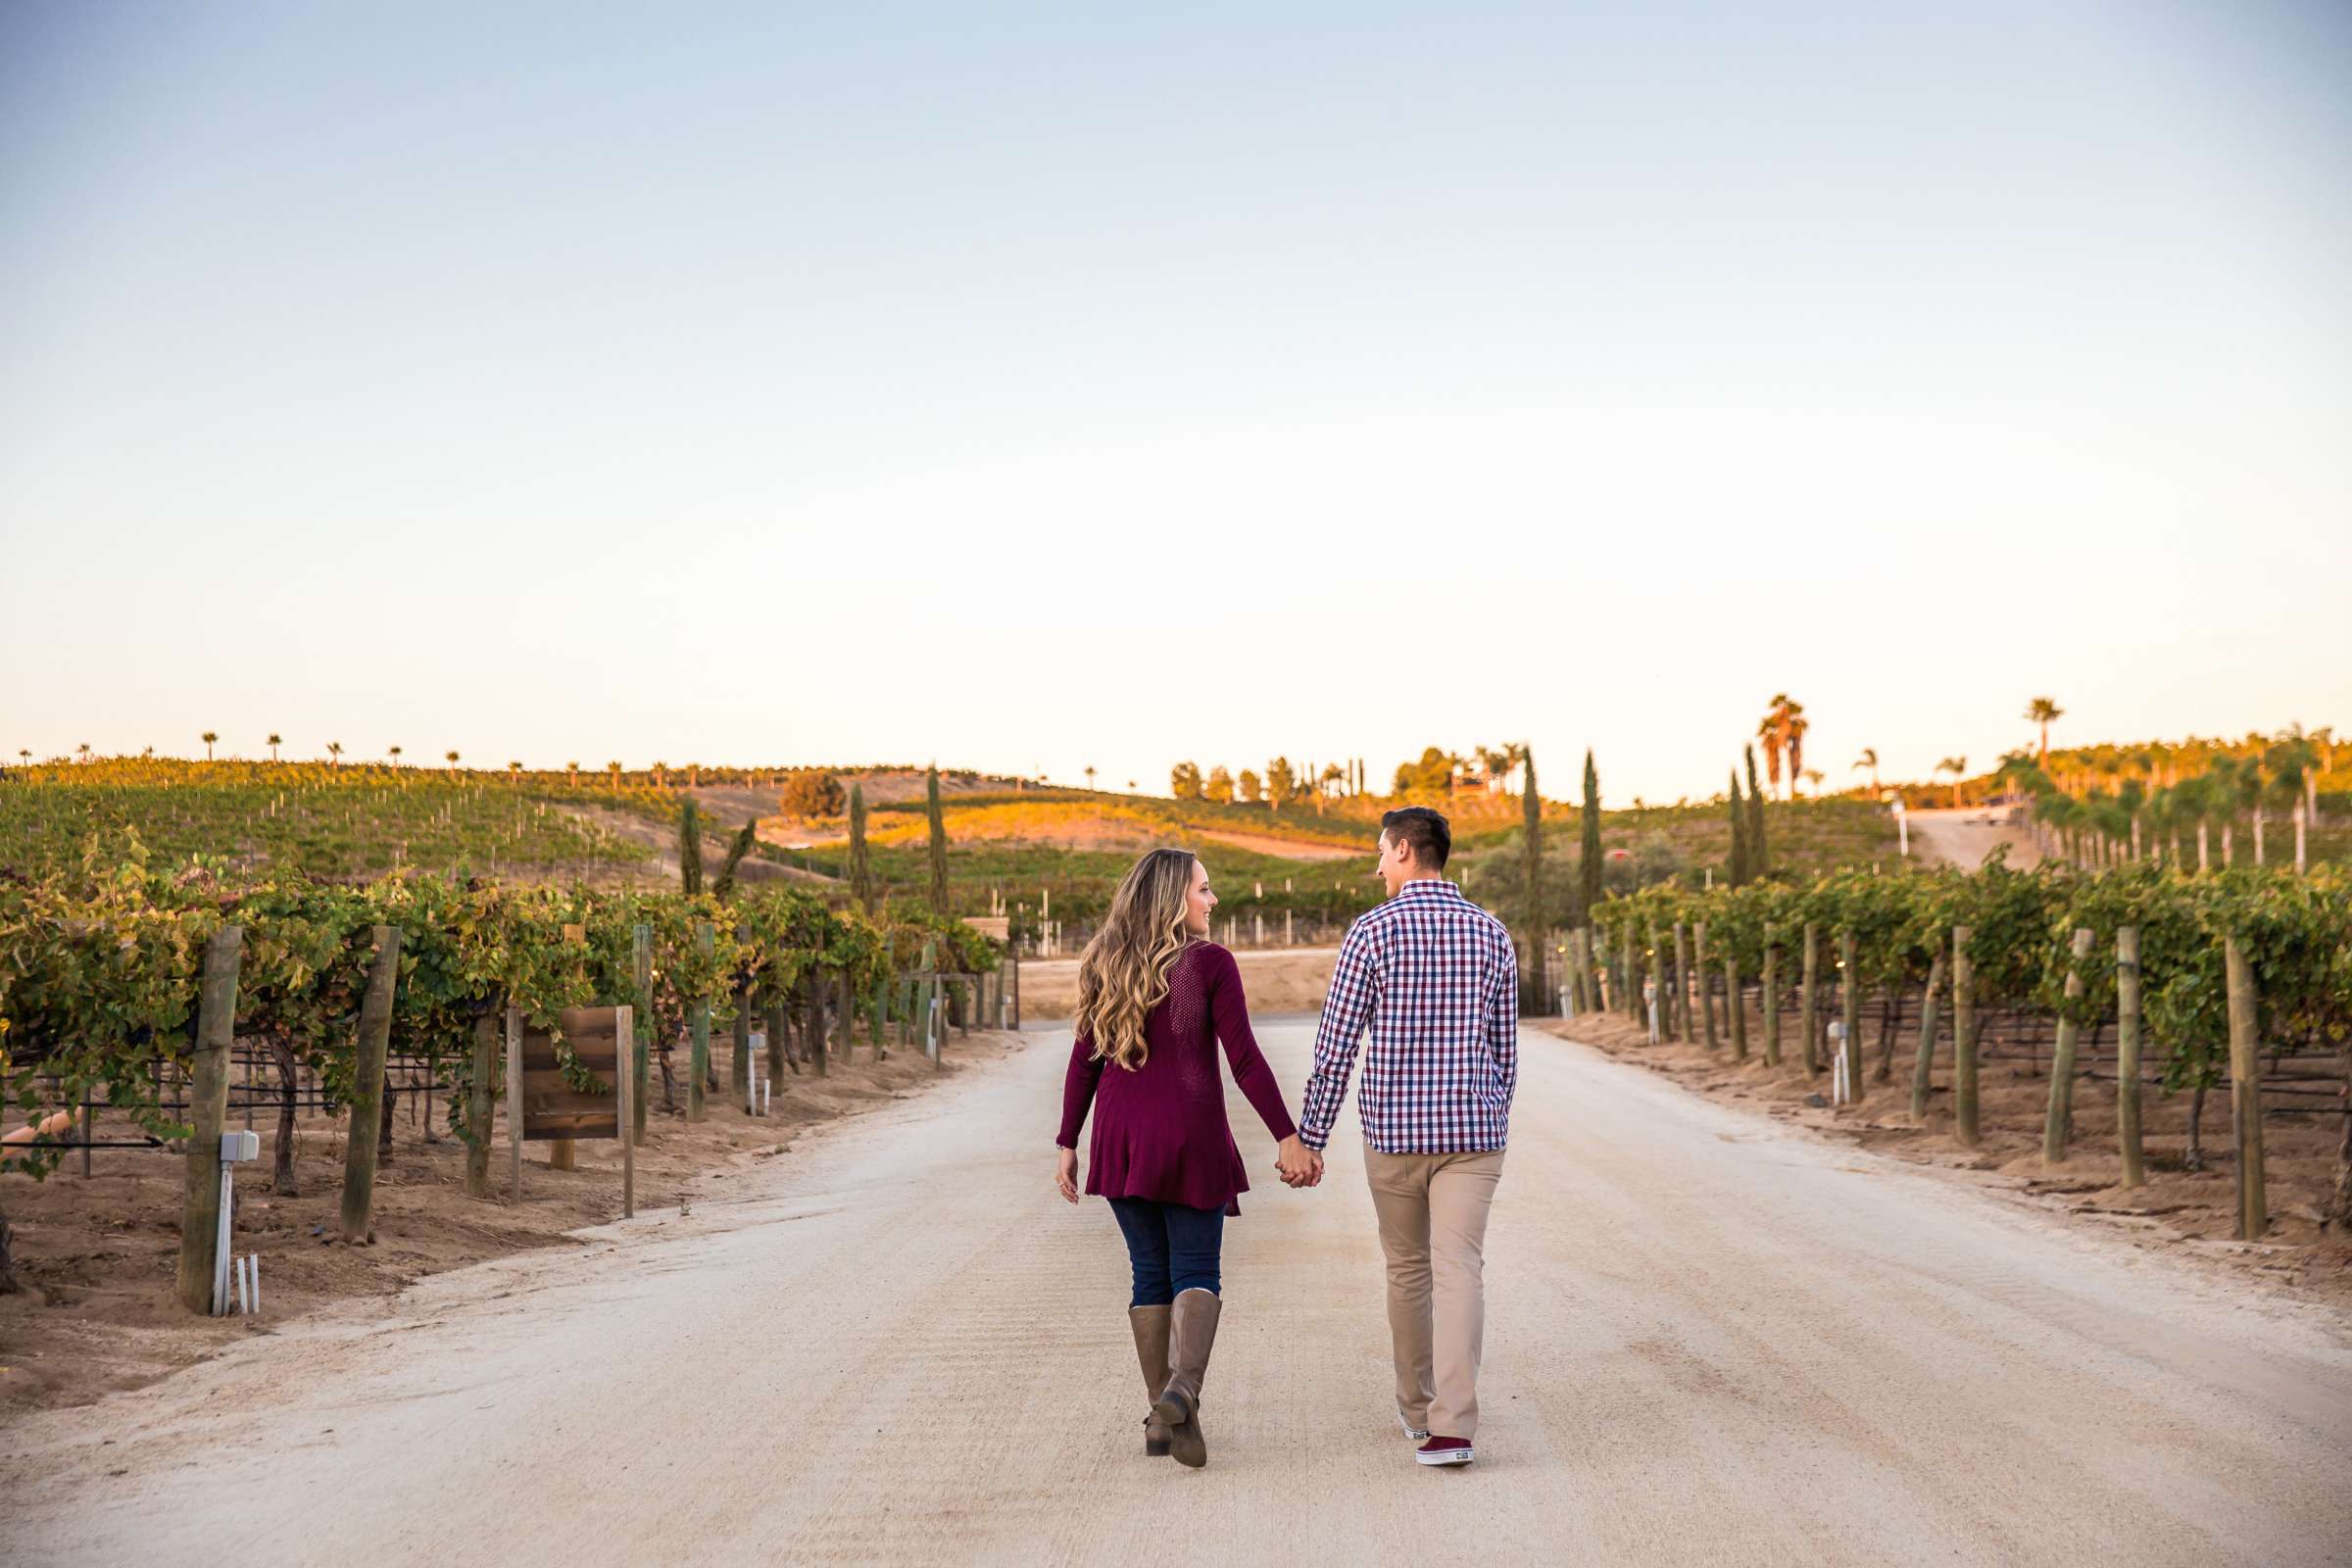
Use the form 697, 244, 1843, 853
1275, 1134, 1324, 1189
1055, 1146, 1081, 1203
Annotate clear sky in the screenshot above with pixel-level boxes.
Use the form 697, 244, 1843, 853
4, 2, 2347, 804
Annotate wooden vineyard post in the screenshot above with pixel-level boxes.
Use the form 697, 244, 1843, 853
174, 924, 242, 1314
689, 920, 713, 1121
731, 971, 752, 1101
1010, 948, 1021, 1030
1646, 924, 1668, 1042
505, 1003, 523, 1199
818, 968, 837, 1077
2042, 927, 2094, 1165
1723, 956, 1746, 1059
1622, 925, 1641, 1022
615, 1006, 636, 1219
1761, 924, 1782, 1068
2115, 926, 2144, 1189
1909, 950, 1946, 1123
630, 923, 653, 1144
765, 989, 788, 1079
1799, 922, 1821, 1075
466, 1010, 497, 1198
2223, 937, 2268, 1241
1672, 923, 1694, 1042
1952, 926, 1979, 1148
1694, 923, 1716, 1051
831, 970, 851, 1061
1838, 930, 1862, 1104
340, 925, 402, 1243
870, 981, 886, 1060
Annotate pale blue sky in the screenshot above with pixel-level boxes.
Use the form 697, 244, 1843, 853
4, 2, 2347, 802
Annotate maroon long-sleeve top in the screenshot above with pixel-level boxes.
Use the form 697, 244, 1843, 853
1056, 942, 1298, 1216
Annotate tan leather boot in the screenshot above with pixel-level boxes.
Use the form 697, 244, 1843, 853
1129, 1304, 1173, 1457
1152, 1288, 1222, 1469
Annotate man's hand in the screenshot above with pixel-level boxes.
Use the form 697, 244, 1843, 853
1055, 1146, 1080, 1203
1275, 1135, 1325, 1189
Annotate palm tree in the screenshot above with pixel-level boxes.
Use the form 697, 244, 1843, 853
19, 748, 31, 766
1084, 764, 1097, 792
566, 760, 580, 787
445, 749, 461, 779
1801, 767, 1824, 796
389, 745, 403, 766
508, 760, 523, 786
1936, 757, 1967, 808
1759, 695, 1807, 799
653, 760, 668, 790
201, 730, 219, 760
607, 760, 623, 791
1852, 749, 1881, 796
2026, 697, 2062, 763
267, 732, 282, 762
73, 744, 89, 763
327, 741, 344, 767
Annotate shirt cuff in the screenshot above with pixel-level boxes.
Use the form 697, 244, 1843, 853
1298, 1126, 1330, 1152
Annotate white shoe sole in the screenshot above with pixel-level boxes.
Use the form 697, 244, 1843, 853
1415, 1446, 1475, 1467
1396, 1409, 1429, 1442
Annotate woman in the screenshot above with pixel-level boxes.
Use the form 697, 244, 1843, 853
1055, 848, 1318, 1469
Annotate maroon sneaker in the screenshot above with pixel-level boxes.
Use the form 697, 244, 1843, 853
1416, 1436, 1474, 1467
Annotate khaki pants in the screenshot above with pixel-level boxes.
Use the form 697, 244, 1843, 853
1363, 1147, 1504, 1441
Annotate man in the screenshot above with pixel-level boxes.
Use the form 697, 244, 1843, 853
1297, 806, 1518, 1468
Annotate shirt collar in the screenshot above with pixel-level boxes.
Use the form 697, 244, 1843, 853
1394, 877, 1463, 901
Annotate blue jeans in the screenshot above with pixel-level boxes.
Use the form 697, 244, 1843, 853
1107, 1198, 1224, 1306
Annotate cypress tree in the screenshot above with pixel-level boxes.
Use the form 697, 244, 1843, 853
1744, 745, 1770, 876
1579, 749, 1603, 918
679, 798, 705, 896
925, 764, 950, 912
1728, 769, 1748, 886
1521, 748, 1544, 931
848, 783, 873, 912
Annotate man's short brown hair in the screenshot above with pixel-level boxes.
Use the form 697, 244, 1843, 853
1380, 806, 1451, 869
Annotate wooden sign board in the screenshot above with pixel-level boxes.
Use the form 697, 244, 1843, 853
961, 916, 1009, 942
506, 1004, 635, 1216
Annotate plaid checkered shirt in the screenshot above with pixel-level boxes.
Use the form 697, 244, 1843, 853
1298, 877, 1519, 1154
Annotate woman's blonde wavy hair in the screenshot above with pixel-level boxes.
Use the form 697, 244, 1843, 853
1073, 848, 1200, 1071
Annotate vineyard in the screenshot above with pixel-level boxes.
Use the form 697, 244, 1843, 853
1559, 860, 2352, 1237
0, 837, 1003, 1321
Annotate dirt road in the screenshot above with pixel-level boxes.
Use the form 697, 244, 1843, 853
9, 1022, 2348, 1566
1905, 805, 2043, 869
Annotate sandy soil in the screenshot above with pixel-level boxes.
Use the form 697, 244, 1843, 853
1546, 1008, 2352, 1308
1019, 947, 1340, 1020
0, 1029, 1020, 1417
7, 1020, 2347, 1566
1905, 805, 2042, 869
1195, 828, 1362, 860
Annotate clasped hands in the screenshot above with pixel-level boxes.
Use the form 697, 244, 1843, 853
1054, 1135, 1324, 1200
1275, 1134, 1324, 1189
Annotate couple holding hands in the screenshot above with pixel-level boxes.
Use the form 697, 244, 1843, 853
1055, 807, 1519, 1470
